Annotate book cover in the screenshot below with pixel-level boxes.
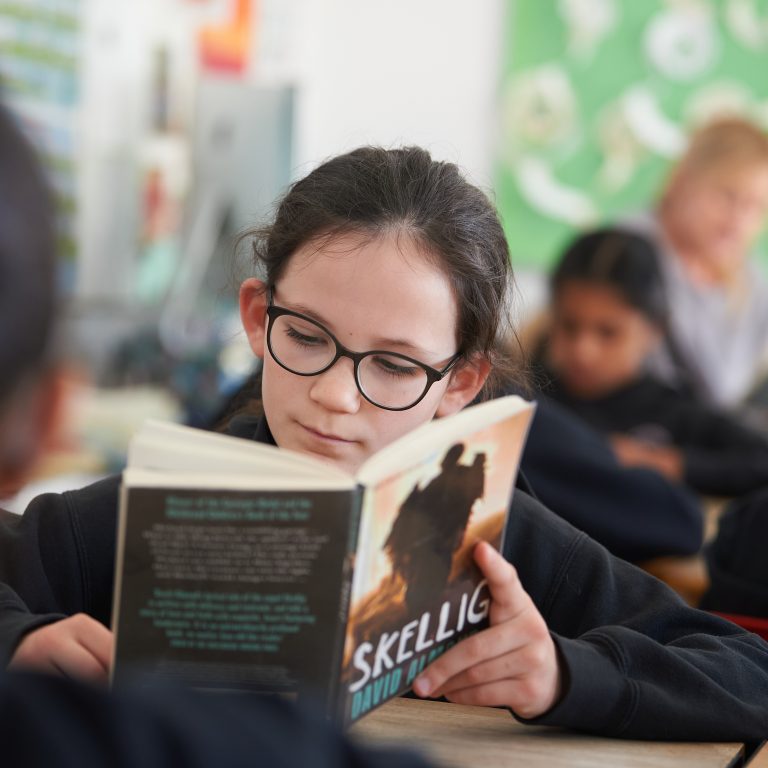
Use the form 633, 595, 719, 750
338, 407, 533, 725
111, 396, 535, 725
112, 484, 359, 697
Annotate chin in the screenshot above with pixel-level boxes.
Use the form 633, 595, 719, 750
563, 374, 597, 396
569, 380, 613, 400
295, 443, 363, 475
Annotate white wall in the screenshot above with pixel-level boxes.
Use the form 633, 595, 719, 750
73, 0, 509, 296
290, 0, 505, 188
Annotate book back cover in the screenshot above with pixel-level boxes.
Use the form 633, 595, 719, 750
112, 483, 360, 703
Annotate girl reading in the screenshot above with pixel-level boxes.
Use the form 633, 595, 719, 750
2, 149, 767, 740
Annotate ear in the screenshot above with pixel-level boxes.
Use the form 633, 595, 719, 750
435, 356, 491, 418
0, 368, 68, 499
239, 278, 269, 361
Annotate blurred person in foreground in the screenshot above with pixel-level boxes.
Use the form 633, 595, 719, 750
626, 117, 768, 411
0, 104, 429, 768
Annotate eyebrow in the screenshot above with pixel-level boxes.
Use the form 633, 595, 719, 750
283, 300, 443, 359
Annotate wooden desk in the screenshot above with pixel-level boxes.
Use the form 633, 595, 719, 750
640, 554, 710, 606
639, 497, 729, 607
351, 698, 744, 768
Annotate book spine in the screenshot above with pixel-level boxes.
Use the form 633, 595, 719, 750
328, 484, 364, 720
109, 482, 130, 686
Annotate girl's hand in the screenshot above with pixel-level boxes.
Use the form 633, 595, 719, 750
9, 614, 113, 684
413, 542, 562, 719
610, 434, 683, 481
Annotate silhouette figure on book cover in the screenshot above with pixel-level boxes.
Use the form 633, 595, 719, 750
384, 443, 486, 613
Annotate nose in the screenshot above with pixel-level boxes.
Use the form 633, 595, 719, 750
308, 357, 362, 413
731, 202, 761, 239
570, 332, 601, 369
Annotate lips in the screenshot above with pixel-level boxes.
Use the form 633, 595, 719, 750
301, 424, 355, 444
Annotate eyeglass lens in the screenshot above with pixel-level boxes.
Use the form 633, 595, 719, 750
268, 312, 431, 409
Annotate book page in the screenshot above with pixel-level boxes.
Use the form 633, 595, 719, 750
123, 468, 353, 492
356, 396, 532, 486
129, 419, 350, 483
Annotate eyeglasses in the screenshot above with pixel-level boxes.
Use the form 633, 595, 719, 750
265, 290, 462, 411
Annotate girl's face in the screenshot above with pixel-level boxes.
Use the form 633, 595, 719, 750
240, 231, 488, 474
664, 165, 768, 278
548, 281, 659, 400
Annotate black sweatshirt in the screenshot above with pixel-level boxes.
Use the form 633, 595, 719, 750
1, 417, 767, 741
520, 395, 702, 562
543, 373, 768, 497
0, 671, 433, 768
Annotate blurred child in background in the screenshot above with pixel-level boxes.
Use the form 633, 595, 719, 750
538, 227, 768, 498
626, 117, 768, 410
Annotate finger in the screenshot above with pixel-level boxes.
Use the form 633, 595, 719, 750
431, 638, 544, 699
51, 642, 111, 683
442, 678, 554, 718
442, 678, 520, 708
9, 626, 109, 683
71, 615, 114, 673
8, 649, 62, 676
413, 620, 530, 699
473, 542, 530, 624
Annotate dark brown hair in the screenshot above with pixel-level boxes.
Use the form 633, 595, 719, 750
239, 146, 519, 399
551, 228, 667, 328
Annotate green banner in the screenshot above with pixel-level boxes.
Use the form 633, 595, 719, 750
497, 0, 768, 268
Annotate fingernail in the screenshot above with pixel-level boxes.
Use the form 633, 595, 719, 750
413, 675, 432, 697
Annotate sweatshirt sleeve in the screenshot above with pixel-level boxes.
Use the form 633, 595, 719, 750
0, 584, 65, 665
521, 397, 704, 563
678, 407, 768, 496
0, 475, 120, 664
505, 492, 768, 741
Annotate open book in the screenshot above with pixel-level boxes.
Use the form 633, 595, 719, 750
111, 395, 535, 726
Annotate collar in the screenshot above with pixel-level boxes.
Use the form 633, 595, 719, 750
224, 413, 276, 446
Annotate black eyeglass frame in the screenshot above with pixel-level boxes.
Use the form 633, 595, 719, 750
264, 289, 463, 411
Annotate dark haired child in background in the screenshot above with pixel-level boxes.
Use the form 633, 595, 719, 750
538, 227, 768, 498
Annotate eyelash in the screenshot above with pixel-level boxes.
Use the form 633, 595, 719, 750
372, 356, 420, 378
285, 326, 327, 347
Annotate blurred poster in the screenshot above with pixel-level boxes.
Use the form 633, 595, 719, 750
0, 0, 82, 285
497, 0, 768, 268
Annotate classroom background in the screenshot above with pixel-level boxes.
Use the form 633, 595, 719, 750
2, 0, 768, 505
